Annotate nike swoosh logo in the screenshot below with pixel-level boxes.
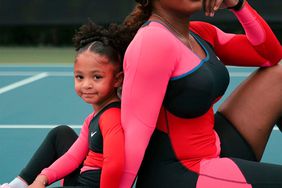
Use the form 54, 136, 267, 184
91, 131, 97, 137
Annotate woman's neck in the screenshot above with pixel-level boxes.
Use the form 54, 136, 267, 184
150, 10, 191, 38
150, 11, 195, 52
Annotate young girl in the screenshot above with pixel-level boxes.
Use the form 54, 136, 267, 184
1, 21, 128, 188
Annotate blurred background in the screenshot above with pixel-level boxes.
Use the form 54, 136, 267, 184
0, 0, 281, 47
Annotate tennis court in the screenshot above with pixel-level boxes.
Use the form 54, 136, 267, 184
0, 47, 281, 185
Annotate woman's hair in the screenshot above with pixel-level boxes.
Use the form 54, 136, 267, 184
123, 1, 153, 42
73, 20, 131, 71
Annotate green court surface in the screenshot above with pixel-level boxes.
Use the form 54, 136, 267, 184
0, 47, 75, 64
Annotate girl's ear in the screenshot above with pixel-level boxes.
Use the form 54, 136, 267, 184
114, 71, 124, 88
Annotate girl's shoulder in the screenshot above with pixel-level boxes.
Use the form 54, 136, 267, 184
99, 102, 121, 125
99, 106, 122, 134
100, 107, 121, 122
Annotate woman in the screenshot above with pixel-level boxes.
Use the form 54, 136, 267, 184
120, 0, 282, 187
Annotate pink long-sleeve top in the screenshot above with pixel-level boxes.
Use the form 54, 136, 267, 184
119, 2, 282, 187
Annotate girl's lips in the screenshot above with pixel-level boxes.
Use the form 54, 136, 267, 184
82, 93, 97, 97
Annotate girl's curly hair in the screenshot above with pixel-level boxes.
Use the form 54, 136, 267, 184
73, 20, 132, 67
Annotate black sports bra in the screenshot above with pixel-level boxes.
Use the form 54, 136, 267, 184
163, 33, 230, 118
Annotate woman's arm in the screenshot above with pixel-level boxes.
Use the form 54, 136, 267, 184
190, 1, 282, 67
120, 26, 178, 187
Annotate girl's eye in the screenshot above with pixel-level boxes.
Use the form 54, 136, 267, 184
94, 75, 103, 80
75, 75, 83, 80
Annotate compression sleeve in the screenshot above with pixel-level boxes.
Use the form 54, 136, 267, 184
190, 1, 282, 66
119, 26, 178, 187
99, 108, 124, 188
40, 113, 93, 184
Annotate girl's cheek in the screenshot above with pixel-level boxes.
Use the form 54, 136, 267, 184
74, 85, 80, 94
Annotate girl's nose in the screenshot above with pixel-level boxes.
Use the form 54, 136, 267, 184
83, 79, 93, 89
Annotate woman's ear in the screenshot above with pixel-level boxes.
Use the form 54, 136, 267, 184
114, 71, 124, 88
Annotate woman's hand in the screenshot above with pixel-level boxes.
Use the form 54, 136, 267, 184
203, 0, 241, 17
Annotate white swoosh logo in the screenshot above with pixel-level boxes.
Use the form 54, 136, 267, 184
91, 131, 97, 137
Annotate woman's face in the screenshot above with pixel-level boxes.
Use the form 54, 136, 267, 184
154, 0, 203, 16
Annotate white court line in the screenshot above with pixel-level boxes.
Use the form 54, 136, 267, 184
0, 71, 73, 77
0, 125, 81, 129
0, 72, 49, 94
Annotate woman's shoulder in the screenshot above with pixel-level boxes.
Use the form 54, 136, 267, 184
136, 21, 181, 43
190, 21, 218, 45
127, 21, 182, 54
190, 21, 216, 34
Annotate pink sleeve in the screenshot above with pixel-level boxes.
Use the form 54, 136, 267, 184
119, 27, 178, 187
40, 113, 93, 184
190, 2, 282, 67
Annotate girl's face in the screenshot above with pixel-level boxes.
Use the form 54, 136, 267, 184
154, 0, 203, 16
74, 51, 122, 109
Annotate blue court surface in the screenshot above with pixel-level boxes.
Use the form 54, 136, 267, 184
0, 64, 281, 184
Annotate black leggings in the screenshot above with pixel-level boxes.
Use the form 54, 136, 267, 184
20, 125, 79, 185
19, 125, 100, 187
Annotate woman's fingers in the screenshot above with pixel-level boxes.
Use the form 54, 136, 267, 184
203, 0, 212, 16
203, 0, 223, 17
214, 0, 224, 11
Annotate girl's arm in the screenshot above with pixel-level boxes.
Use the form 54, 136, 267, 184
99, 108, 124, 188
120, 27, 178, 187
39, 114, 93, 185
190, 1, 282, 67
